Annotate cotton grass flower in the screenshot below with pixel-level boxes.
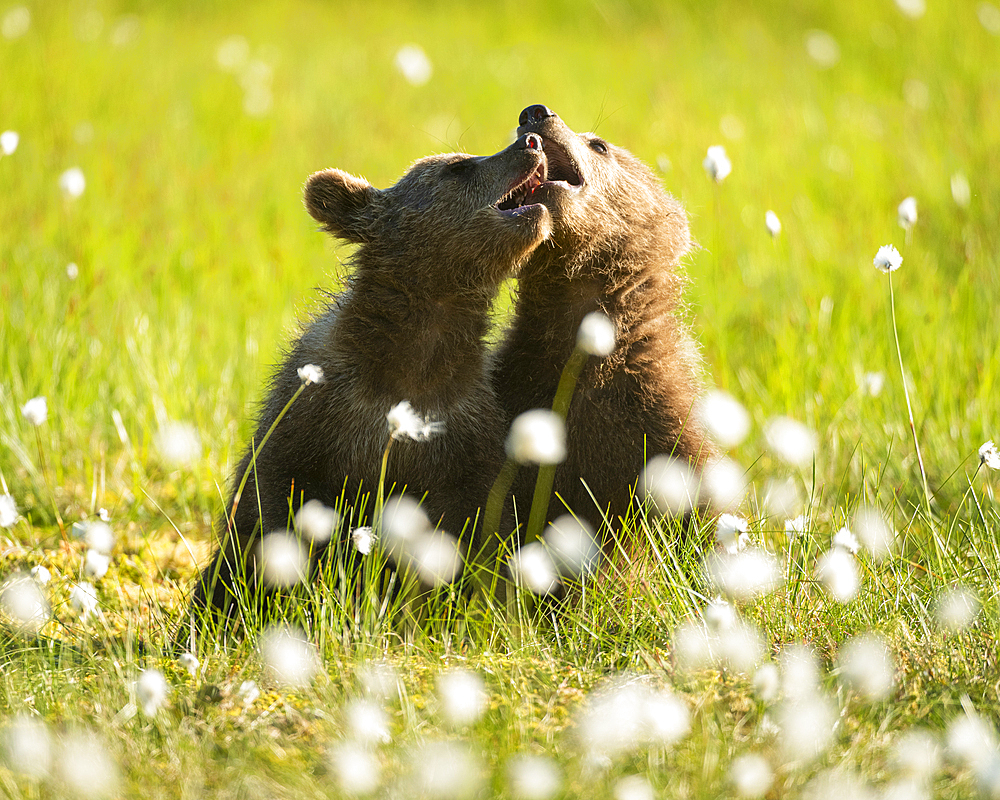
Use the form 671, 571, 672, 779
951, 172, 971, 207
216, 34, 250, 72
345, 699, 391, 745
506, 409, 566, 465
135, 669, 169, 717
816, 548, 859, 603
1, 6, 30, 39
576, 680, 690, 759
576, 311, 616, 357
706, 548, 782, 601
294, 498, 339, 543
409, 740, 483, 799
394, 44, 433, 86
716, 513, 750, 554
509, 542, 559, 595
30, 565, 51, 585
410, 531, 463, 587
702, 456, 748, 510
765, 477, 802, 519
21, 396, 47, 426
506, 754, 561, 800
59, 167, 86, 198
437, 669, 487, 727
238, 679, 261, 705
853, 505, 896, 560
297, 362, 324, 385
873, 244, 902, 272
935, 585, 981, 632
832, 526, 860, 553
380, 495, 431, 549
387, 400, 444, 441
358, 662, 399, 702
259, 625, 321, 688
70, 582, 99, 622
805, 30, 840, 67
642, 454, 698, 515
897, 196, 918, 229
351, 526, 374, 555
703, 145, 732, 183
765, 210, 781, 237
153, 421, 202, 467
329, 741, 381, 796
752, 663, 781, 703
614, 775, 655, 800
2, 715, 52, 780
892, 729, 941, 781
0, 494, 18, 528
0, 130, 18, 155
1, 573, 50, 634
177, 652, 199, 677
765, 416, 817, 468
83, 520, 114, 554
730, 753, 773, 798
837, 633, 895, 701
980, 440, 1000, 470
83, 549, 111, 579
545, 514, 600, 577
257, 532, 308, 588
784, 514, 809, 536
945, 708, 998, 769
858, 370, 885, 396
775, 694, 837, 762
57, 730, 120, 798
698, 389, 751, 449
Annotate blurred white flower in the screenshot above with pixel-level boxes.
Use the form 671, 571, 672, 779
345, 699, 391, 744
21, 396, 48, 426
259, 625, 321, 688
981, 2, 1000, 34
329, 741, 381, 796
837, 633, 894, 701
945, 708, 998, 769
1, 573, 50, 633
698, 389, 751, 449
387, 400, 444, 441
716, 513, 750, 554
858, 371, 885, 397
898, 196, 918, 229
352, 526, 374, 555
980, 440, 1000, 470
358, 662, 399, 701
765, 416, 817, 468
730, 753, 773, 798
816, 548, 859, 603
2, 715, 52, 780
642, 454, 698, 516
59, 167, 86, 199
135, 669, 169, 717
257, 532, 308, 588
703, 145, 732, 183
410, 531, 463, 587
506, 409, 566, 465
951, 172, 971, 207
576, 311, 616, 357
544, 514, 600, 576
895, 0, 926, 17
784, 515, 809, 536
394, 44, 433, 86
853, 505, 896, 560
409, 740, 483, 799
873, 244, 902, 272
832, 526, 860, 554
153, 421, 202, 468
576, 680, 689, 758
70, 582, 99, 622
30, 565, 51, 585
57, 730, 120, 798
0, 494, 18, 527
381, 495, 431, 547
765, 477, 802, 519
1, 6, 30, 39
935, 585, 981, 632
613, 775, 654, 800
765, 210, 781, 237
83, 520, 114, 555
706, 549, 782, 601
805, 30, 840, 67
238, 680, 260, 705
295, 498, 339, 543
0, 130, 18, 155
892, 728, 940, 780
801, 770, 877, 800
752, 663, 780, 703
780, 645, 821, 702
506, 754, 561, 800
216, 35, 250, 72
509, 542, 559, 595
177, 652, 199, 677
776, 694, 836, 762
84, 549, 111, 579
297, 363, 324, 385
702, 457, 748, 510
437, 669, 487, 727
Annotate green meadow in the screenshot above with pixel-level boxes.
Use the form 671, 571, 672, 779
2, 0, 999, 797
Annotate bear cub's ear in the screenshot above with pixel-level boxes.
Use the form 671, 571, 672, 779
304, 169, 381, 244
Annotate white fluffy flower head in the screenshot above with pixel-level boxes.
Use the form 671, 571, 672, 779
816, 547, 859, 603
698, 389, 751, 450
0, 130, 18, 155
0, 494, 18, 528
296, 363, 324, 385
394, 44, 433, 86
387, 400, 444, 441
136, 669, 169, 717
873, 244, 902, 272
59, 167, 86, 198
506, 409, 566, 465
703, 145, 732, 182
260, 625, 321, 688
979, 440, 1000, 470
765, 416, 817, 468
437, 669, 488, 727
294, 498, 339, 543
642, 454, 698, 516
21, 396, 47, 426
351, 526, 374, 555
765, 210, 782, 237
832, 526, 860, 554
716, 513, 750, 554
897, 196, 918, 229
576, 311, 616, 357
508, 542, 559, 595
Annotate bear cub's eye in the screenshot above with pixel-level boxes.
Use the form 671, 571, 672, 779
589, 139, 609, 155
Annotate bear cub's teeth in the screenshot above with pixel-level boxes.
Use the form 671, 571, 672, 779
496, 163, 547, 212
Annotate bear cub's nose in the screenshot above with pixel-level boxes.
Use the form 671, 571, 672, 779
519, 104, 556, 127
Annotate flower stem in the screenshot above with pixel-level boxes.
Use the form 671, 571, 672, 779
374, 437, 394, 534
523, 346, 589, 546
888, 272, 932, 516
34, 427, 66, 542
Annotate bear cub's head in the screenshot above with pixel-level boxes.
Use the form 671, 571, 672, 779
305, 133, 552, 289
512, 104, 691, 267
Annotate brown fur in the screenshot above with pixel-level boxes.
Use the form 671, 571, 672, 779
191, 135, 552, 617
493, 106, 717, 539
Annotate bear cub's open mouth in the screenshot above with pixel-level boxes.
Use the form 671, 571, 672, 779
495, 161, 547, 214
494, 138, 583, 216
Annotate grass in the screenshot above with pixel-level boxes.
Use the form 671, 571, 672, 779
2, 0, 1000, 797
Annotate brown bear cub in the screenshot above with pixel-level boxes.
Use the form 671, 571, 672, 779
191, 133, 551, 618
493, 105, 717, 540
